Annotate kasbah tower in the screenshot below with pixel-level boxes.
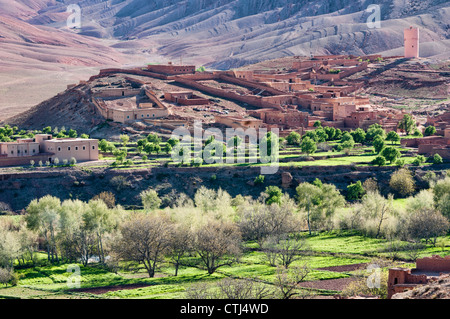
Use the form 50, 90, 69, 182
404, 26, 419, 58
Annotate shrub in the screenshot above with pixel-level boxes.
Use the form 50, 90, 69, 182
346, 181, 365, 201
92, 191, 116, 208
140, 189, 162, 211
254, 175, 265, 185
412, 155, 426, 166
432, 153, 443, 165
109, 176, 130, 191
424, 126, 436, 136
389, 168, 415, 197
372, 156, 386, 166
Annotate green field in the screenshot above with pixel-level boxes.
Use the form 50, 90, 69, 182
2, 231, 448, 299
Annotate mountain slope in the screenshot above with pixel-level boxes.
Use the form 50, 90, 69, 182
23, 0, 450, 69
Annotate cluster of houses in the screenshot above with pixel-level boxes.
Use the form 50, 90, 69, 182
1, 27, 433, 167
0, 134, 98, 167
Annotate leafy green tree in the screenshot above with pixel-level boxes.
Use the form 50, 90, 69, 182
398, 114, 416, 135
164, 143, 173, 155
315, 128, 328, 143
346, 181, 365, 201
385, 131, 400, 144
372, 135, 385, 154
324, 126, 336, 141
286, 131, 301, 146
264, 186, 284, 206
412, 155, 426, 166
372, 156, 386, 167
119, 134, 129, 147
433, 153, 443, 165
167, 138, 180, 147
300, 136, 317, 155
113, 149, 127, 164
42, 126, 52, 134
254, 175, 265, 185
365, 124, 385, 142
67, 129, 77, 138
147, 133, 161, 144
381, 146, 401, 164
227, 135, 243, 148
424, 126, 436, 136
25, 196, 61, 263
313, 120, 322, 127
140, 189, 162, 211
260, 132, 279, 163
303, 131, 318, 142
350, 128, 366, 144
413, 128, 423, 137
334, 128, 343, 140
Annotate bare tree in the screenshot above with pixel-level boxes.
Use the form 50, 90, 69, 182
237, 201, 296, 247
262, 235, 308, 268
193, 220, 241, 275
217, 278, 274, 299
114, 213, 173, 277
168, 224, 193, 276
405, 208, 450, 245
273, 264, 312, 299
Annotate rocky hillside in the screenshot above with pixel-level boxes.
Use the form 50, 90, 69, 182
20, 0, 450, 69
392, 275, 450, 299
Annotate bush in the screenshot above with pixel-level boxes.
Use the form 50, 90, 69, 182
92, 191, 116, 208
110, 176, 130, 191
140, 189, 162, 211
372, 156, 386, 167
0, 268, 17, 287
432, 153, 443, 164
254, 175, 265, 185
346, 181, 365, 201
389, 168, 415, 197
424, 126, 436, 136
412, 155, 426, 166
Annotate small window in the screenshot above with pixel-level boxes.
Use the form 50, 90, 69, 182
32, 149, 36, 153
83, 146, 86, 151
92, 146, 95, 150
75, 146, 78, 151
58, 147, 61, 152
68, 147, 71, 151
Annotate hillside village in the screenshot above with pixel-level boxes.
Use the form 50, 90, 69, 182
1, 27, 449, 167
0, 26, 450, 302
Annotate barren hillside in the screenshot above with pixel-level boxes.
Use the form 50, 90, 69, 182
392, 275, 450, 299
22, 0, 450, 69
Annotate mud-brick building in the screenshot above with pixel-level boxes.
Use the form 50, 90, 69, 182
147, 62, 195, 75
388, 255, 450, 299
164, 91, 210, 105
0, 134, 99, 167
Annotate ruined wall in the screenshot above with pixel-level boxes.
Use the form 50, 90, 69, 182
92, 88, 141, 98
416, 256, 450, 272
